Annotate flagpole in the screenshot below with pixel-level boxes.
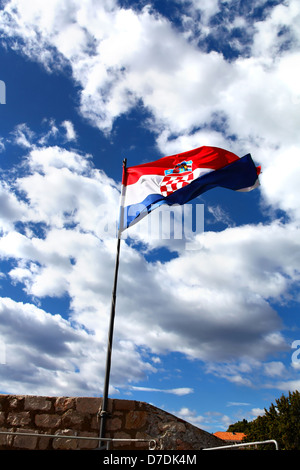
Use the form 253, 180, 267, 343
99, 158, 127, 449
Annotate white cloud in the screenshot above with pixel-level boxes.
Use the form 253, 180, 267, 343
175, 407, 206, 427
252, 0, 300, 57
0, 123, 299, 398
11, 123, 35, 148
278, 380, 300, 393
260, 145, 300, 221
0, 136, 297, 394
0, 296, 91, 395
0, 181, 27, 232
61, 120, 77, 141
1, 0, 299, 164
263, 361, 286, 378
251, 407, 265, 418
207, 204, 234, 227
174, 406, 233, 431
2, 0, 299, 237
129, 386, 193, 396
0, 1, 300, 396
0, 292, 157, 396
12, 144, 119, 236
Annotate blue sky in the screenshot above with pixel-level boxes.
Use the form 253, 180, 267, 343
0, 0, 300, 434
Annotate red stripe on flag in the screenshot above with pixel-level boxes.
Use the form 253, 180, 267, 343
123, 146, 240, 186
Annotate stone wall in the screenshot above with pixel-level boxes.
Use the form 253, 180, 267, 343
0, 394, 224, 450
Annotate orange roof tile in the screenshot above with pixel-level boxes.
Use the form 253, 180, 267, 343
214, 431, 246, 442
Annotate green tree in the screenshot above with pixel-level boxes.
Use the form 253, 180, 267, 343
227, 419, 250, 434
244, 391, 300, 450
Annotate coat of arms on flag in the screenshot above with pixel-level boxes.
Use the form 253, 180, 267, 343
160, 160, 194, 197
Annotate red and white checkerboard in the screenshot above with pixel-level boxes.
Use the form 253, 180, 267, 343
160, 172, 194, 197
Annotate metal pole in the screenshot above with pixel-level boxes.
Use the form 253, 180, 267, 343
99, 158, 127, 448
203, 439, 279, 451
0, 431, 157, 450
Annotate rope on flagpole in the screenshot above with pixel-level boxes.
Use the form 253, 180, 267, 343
98, 158, 127, 449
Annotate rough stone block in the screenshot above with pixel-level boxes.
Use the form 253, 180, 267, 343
7, 411, 31, 427
0, 411, 5, 426
35, 414, 61, 429
113, 431, 132, 447
76, 397, 101, 415
0, 427, 13, 446
135, 431, 154, 449
55, 397, 75, 412
52, 430, 78, 450
61, 409, 85, 429
125, 411, 147, 430
37, 434, 51, 450
0, 395, 8, 412
13, 428, 38, 450
25, 396, 52, 412
106, 417, 122, 432
9, 396, 24, 410
91, 415, 99, 430
77, 432, 99, 449
113, 399, 136, 411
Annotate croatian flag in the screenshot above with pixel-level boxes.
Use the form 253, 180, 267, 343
119, 146, 261, 231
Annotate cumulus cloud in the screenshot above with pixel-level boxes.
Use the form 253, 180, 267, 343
0, 0, 299, 397
61, 120, 77, 141
1, 0, 299, 147
129, 386, 193, 396
2, 0, 299, 224
0, 127, 297, 396
0, 181, 27, 232
175, 406, 233, 431
175, 407, 206, 427
0, 296, 91, 395
0, 294, 157, 395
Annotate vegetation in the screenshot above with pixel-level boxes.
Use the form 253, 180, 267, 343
227, 418, 251, 434
227, 390, 300, 450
